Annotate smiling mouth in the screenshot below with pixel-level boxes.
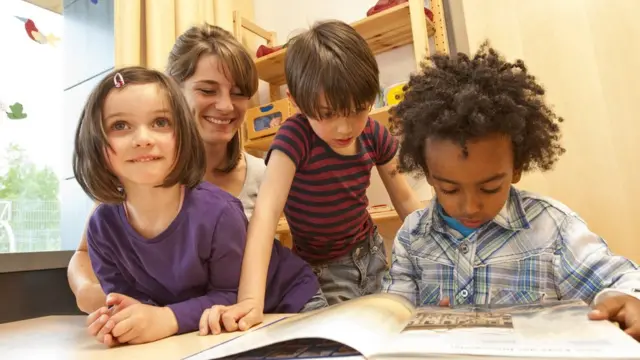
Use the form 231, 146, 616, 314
203, 116, 233, 125
128, 156, 162, 163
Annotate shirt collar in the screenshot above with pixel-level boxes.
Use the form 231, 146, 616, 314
414, 186, 531, 237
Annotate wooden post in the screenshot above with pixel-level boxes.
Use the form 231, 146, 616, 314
408, 0, 431, 70
431, 0, 451, 54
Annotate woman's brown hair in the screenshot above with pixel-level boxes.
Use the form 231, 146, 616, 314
72, 66, 206, 204
166, 23, 258, 173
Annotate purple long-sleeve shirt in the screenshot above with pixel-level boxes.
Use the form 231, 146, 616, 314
86, 182, 319, 334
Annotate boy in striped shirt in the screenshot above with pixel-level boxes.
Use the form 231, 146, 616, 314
212, 20, 422, 331
381, 42, 640, 340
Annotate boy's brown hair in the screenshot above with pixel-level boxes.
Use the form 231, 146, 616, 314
285, 20, 380, 120
72, 66, 206, 204
166, 23, 258, 172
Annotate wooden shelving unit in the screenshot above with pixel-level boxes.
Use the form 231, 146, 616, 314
255, 3, 436, 86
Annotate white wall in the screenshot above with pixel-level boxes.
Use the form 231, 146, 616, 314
253, 0, 434, 206
455, 0, 640, 261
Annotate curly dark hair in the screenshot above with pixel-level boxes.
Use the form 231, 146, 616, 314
390, 41, 565, 177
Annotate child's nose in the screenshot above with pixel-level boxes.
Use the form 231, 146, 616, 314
132, 127, 153, 147
336, 118, 352, 134
460, 193, 482, 216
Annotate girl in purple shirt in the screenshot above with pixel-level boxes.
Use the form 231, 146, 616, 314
72, 66, 322, 346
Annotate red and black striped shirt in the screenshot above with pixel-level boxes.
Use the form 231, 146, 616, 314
265, 113, 398, 263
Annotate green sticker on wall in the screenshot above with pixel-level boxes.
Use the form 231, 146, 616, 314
1, 102, 27, 120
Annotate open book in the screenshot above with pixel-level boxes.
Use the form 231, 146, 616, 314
184, 293, 640, 360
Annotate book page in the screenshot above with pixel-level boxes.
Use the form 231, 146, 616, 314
184, 293, 415, 360
371, 300, 640, 359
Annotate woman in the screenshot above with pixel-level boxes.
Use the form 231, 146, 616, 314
67, 24, 266, 314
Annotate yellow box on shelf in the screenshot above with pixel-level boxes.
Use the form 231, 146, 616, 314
245, 98, 294, 141
255, 3, 435, 86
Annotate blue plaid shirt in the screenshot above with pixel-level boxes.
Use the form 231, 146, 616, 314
381, 187, 640, 306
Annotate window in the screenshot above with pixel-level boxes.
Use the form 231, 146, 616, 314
0, 1, 63, 254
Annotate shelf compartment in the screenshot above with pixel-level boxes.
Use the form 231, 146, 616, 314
255, 3, 435, 86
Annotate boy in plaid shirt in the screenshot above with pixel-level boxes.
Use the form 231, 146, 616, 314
381, 42, 640, 340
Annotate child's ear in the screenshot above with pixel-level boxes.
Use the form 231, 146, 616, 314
286, 90, 298, 109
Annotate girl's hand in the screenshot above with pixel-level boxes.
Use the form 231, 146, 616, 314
85, 293, 142, 347
86, 306, 124, 347
109, 304, 179, 344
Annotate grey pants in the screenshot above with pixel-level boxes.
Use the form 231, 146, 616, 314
299, 227, 388, 311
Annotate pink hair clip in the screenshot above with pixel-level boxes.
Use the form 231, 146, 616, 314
113, 72, 125, 88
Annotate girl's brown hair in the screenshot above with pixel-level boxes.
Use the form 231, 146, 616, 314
72, 66, 206, 204
166, 23, 258, 173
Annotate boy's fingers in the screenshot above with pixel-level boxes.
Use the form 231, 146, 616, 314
589, 296, 627, 320
625, 325, 640, 341
222, 306, 249, 332
199, 309, 210, 335
209, 306, 227, 335
238, 309, 263, 331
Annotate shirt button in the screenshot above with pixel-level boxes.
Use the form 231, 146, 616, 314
459, 243, 469, 254
460, 289, 469, 298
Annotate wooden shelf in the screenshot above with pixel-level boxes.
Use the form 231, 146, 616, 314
276, 206, 401, 235
255, 3, 435, 86
244, 105, 393, 152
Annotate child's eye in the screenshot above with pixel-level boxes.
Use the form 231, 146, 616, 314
481, 187, 501, 194
111, 121, 129, 131
153, 117, 171, 127
440, 188, 459, 195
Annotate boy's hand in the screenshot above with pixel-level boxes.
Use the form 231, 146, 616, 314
199, 305, 229, 335
200, 299, 264, 335
589, 294, 640, 341
109, 304, 178, 344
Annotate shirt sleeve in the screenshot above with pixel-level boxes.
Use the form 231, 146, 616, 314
166, 200, 246, 334
371, 119, 398, 166
265, 115, 310, 169
86, 214, 155, 305
381, 210, 421, 305
553, 214, 640, 305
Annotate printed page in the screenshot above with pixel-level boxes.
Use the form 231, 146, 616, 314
184, 293, 415, 360
371, 300, 640, 359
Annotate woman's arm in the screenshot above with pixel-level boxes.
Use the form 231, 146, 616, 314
67, 204, 106, 313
